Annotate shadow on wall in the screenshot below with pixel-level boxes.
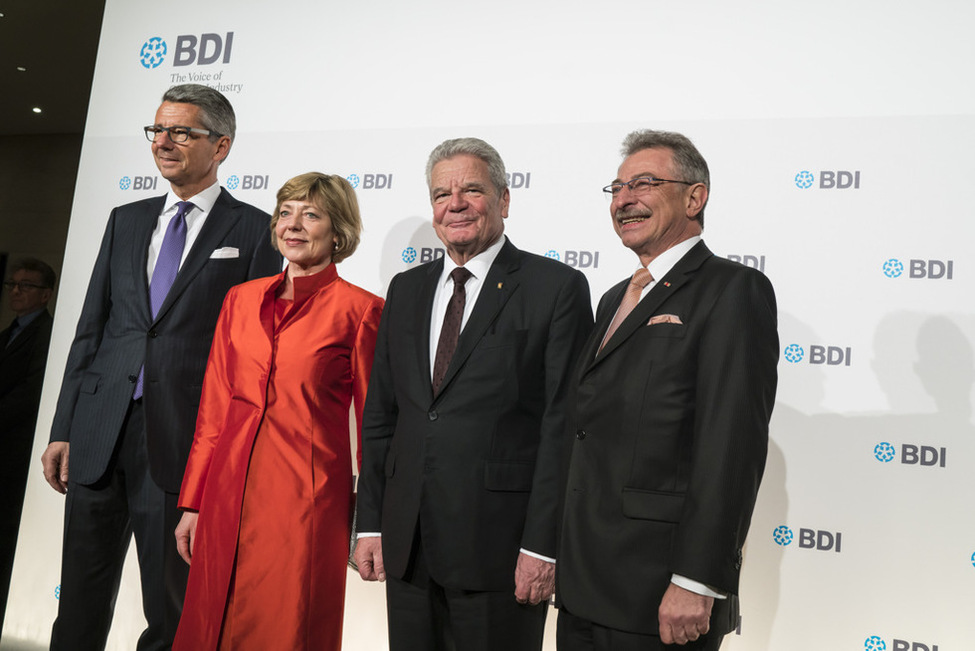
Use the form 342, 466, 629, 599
378, 216, 437, 292
0, 639, 47, 651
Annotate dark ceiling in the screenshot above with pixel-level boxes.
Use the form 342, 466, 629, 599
0, 1, 105, 136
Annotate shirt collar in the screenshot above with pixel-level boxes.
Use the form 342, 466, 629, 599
441, 234, 506, 285
162, 181, 221, 215
645, 235, 702, 281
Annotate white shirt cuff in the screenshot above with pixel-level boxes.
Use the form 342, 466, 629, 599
357, 532, 381, 538
671, 573, 727, 599
520, 548, 556, 564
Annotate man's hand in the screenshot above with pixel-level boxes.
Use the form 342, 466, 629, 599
354, 537, 386, 582
658, 582, 714, 645
514, 552, 554, 605
41, 442, 70, 494
174, 512, 199, 565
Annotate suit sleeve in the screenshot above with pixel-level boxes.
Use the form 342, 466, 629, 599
177, 287, 237, 510
520, 269, 593, 557
357, 275, 401, 533
671, 269, 778, 593
49, 212, 117, 443
351, 295, 384, 473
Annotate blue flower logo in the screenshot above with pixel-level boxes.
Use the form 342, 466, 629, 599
140, 37, 167, 69
226, 175, 240, 190
119, 176, 132, 190
784, 344, 804, 363
864, 636, 886, 651
346, 174, 360, 189
794, 171, 815, 189
883, 259, 904, 278
55, 584, 61, 600
402, 247, 417, 263
772, 526, 793, 546
874, 442, 896, 463
543, 250, 560, 261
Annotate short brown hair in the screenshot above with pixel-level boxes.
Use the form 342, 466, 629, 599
270, 172, 362, 263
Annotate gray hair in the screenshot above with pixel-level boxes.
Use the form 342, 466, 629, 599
425, 137, 507, 195
621, 129, 710, 225
161, 83, 236, 142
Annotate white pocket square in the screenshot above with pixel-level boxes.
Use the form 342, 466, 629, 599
210, 247, 239, 259
647, 314, 683, 325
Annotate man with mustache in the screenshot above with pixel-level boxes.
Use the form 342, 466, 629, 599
556, 129, 778, 650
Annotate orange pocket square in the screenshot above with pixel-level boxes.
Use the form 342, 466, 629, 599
647, 314, 683, 325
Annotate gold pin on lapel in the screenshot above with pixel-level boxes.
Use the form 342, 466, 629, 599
663, 281, 671, 287
497, 282, 503, 289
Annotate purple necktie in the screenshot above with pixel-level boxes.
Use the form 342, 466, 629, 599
432, 267, 472, 396
134, 201, 193, 399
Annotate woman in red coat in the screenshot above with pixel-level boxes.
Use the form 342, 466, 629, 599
172, 172, 383, 650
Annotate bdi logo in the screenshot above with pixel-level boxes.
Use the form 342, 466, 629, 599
119, 175, 159, 191
866, 637, 940, 651
346, 173, 393, 190
505, 172, 531, 189
140, 33, 235, 69
543, 250, 600, 269
882, 258, 954, 280
783, 344, 851, 366
726, 254, 765, 273
874, 442, 946, 468
772, 525, 842, 552
174, 32, 234, 67
794, 169, 861, 189
401, 247, 444, 265
226, 175, 270, 191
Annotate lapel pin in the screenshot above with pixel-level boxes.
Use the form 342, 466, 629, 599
497, 282, 503, 289
663, 281, 671, 287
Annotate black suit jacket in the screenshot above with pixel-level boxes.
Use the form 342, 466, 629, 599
0, 309, 54, 499
358, 238, 593, 591
50, 189, 281, 492
557, 241, 778, 636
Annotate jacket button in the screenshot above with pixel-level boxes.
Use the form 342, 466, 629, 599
128, 375, 137, 383
148, 330, 158, 338
576, 430, 586, 440
428, 410, 438, 421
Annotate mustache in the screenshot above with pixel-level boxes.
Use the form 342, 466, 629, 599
614, 209, 651, 221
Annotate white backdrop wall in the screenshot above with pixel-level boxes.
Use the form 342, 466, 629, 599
5, 1, 975, 649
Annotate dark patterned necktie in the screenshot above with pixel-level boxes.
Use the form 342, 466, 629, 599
598, 267, 653, 352
432, 267, 472, 396
134, 201, 193, 399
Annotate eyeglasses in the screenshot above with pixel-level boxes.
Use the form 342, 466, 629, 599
3, 281, 49, 292
143, 125, 221, 143
602, 176, 695, 197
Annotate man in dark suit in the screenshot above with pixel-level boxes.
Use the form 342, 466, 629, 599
0, 258, 56, 630
556, 130, 778, 650
40, 84, 281, 651
355, 137, 593, 650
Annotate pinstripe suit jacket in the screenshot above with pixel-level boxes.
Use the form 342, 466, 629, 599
557, 240, 778, 636
50, 188, 281, 492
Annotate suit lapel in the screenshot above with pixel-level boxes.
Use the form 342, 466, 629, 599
435, 240, 520, 400
135, 196, 165, 322
152, 188, 241, 325
587, 241, 713, 371
0, 310, 52, 360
